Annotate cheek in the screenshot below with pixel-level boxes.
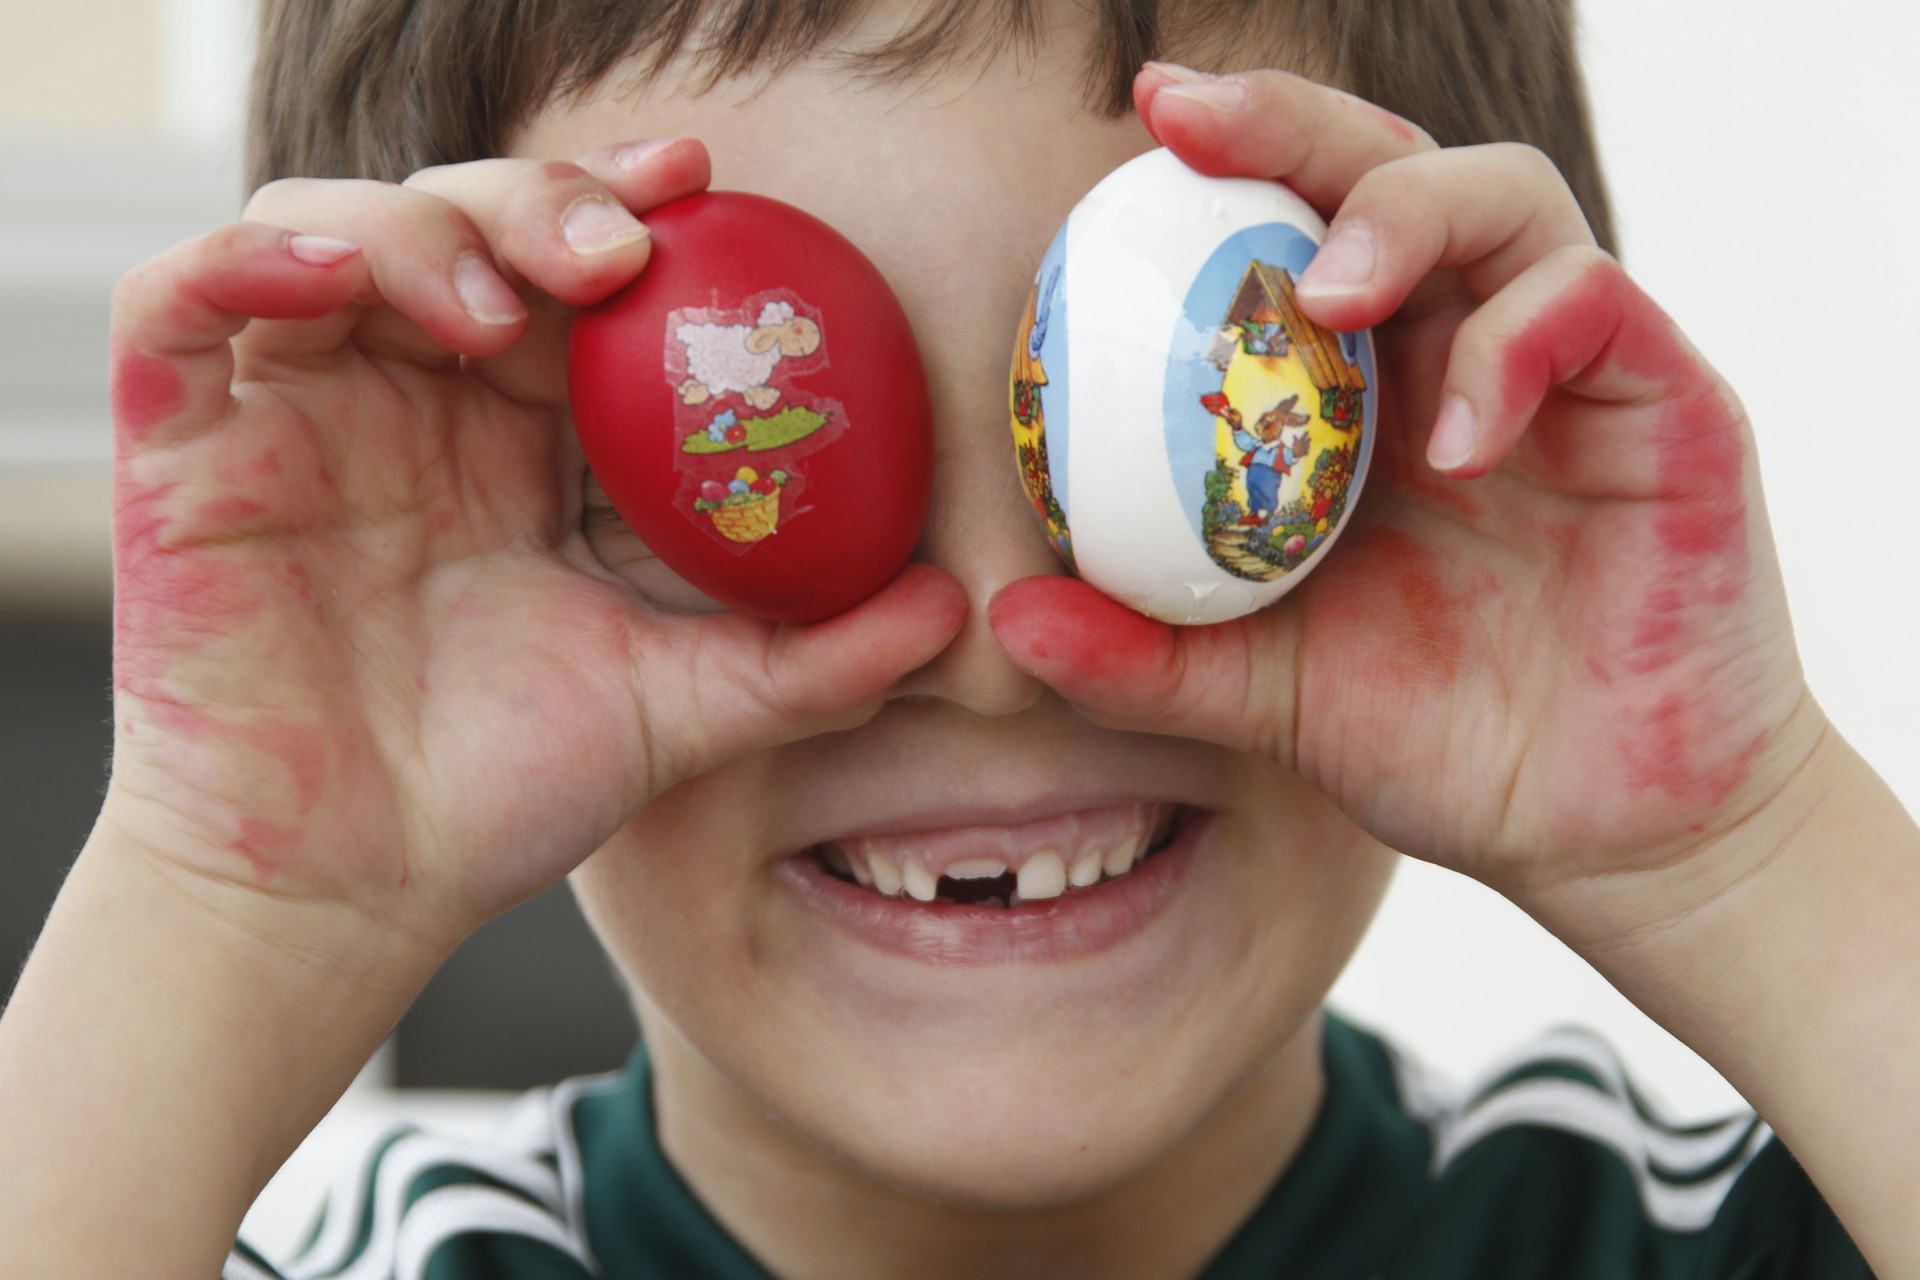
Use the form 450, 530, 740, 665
569, 760, 781, 1003
1206, 772, 1400, 1004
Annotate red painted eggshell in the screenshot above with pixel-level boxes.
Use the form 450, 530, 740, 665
570, 191, 933, 623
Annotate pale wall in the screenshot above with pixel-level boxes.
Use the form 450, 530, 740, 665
1333, 0, 1920, 1119
0, 0, 164, 124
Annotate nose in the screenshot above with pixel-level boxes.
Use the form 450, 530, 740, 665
888, 361, 1064, 716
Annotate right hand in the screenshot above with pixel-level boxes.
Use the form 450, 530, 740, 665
100, 139, 965, 952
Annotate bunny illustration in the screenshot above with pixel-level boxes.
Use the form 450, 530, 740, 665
1202, 392, 1315, 524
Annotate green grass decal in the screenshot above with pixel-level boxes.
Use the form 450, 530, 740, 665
683, 405, 829, 454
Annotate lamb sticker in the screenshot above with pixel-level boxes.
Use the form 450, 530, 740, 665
664, 290, 847, 548
675, 299, 824, 409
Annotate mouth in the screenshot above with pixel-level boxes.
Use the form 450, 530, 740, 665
816, 802, 1181, 907
775, 802, 1201, 964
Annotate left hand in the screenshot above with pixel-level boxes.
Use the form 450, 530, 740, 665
990, 64, 1825, 932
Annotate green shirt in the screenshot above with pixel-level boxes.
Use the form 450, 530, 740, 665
227, 1016, 1871, 1280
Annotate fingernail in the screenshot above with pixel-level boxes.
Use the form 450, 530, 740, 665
562, 197, 647, 254
1298, 226, 1377, 297
1428, 397, 1478, 471
1158, 79, 1248, 111
454, 252, 524, 325
288, 234, 359, 266
1142, 61, 1214, 84
615, 138, 676, 171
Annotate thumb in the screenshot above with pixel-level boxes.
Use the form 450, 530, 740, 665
641, 563, 970, 791
987, 576, 1300, 762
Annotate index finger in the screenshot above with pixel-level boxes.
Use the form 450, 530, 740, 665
110, 223, 370, 450
1135, 63, 1438, 215
403, 138, 712, 308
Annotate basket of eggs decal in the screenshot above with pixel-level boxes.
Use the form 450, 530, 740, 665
697, 465, 790, 543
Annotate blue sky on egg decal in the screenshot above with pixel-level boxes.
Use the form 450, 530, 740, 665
1010, 149, 1377, 626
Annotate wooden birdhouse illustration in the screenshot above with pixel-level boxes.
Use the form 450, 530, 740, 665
1220, 262, 1368, 431
1198, 261, 1370, 583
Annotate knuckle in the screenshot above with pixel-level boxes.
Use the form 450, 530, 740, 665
1495, 141, 1565, 187
1555, 242, 1620, 281
242, 174, 341, 220
386, 187, 485, 250
402, 155, 513, 192
538, 159, 592, 189
110, 222, 253, 322
110, 258, 161, 319
241, 175, 300, 218
205, 220, 264, 257
1351, 156, 1422, 204
400, 161, 458, 190
1237, 65, 1300, 103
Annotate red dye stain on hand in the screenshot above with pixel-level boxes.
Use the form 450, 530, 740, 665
112, 479, 263, 695
197, 495, 269, 528
1300, 525, 1472, 693
237, 716, 330, 815
111, 349, 186, 444
1504, 260, 1764, 812
1502, 262, 1748, 588
989, 577, 1176, 700
1374, 434, 1481, 520
1329, 88, 1422, 145
1625, 694, 1768, 812
232, 818, 302, 881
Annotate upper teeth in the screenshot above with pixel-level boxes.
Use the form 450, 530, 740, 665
830, 807, 1169, 905
946, 858, 1007, 880
867, 852, 903, 897
1102, 833, 1142, 878
902, 859, 938, 902
1016, 851, 1066, 900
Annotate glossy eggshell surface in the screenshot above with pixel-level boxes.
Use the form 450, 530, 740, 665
1009, 149, 1378, 625
571, 192, 933, 623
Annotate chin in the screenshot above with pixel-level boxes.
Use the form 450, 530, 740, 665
574, 728, 1395, 1215
794, 1051, 1251, 1210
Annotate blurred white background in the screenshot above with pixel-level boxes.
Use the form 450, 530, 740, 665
1335, 0, 1920, 1123
2, 0, 1916, 1260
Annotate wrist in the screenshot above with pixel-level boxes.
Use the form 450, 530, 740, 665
0, 818, 450, 1279
84, 790, 456, 979
1519, 688, 1839, 956
1524, 715, 1920, 1276
90, 766, 483, 964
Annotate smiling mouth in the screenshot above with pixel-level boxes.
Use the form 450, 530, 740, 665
811, 802, 1183, 909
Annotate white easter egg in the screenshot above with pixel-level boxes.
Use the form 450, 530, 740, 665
1009, 148, 1378, 625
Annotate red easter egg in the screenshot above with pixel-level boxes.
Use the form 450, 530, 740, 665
570, 191, 934, 623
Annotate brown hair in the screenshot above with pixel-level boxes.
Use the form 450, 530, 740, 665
248, 0, 1615, 253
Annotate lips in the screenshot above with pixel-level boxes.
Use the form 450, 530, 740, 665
774, 803, 1201, 964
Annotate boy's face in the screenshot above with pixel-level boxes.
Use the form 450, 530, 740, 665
517, 9, 1396, 1208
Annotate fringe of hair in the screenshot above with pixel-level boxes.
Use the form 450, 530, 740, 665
248, 0, 1613, 254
